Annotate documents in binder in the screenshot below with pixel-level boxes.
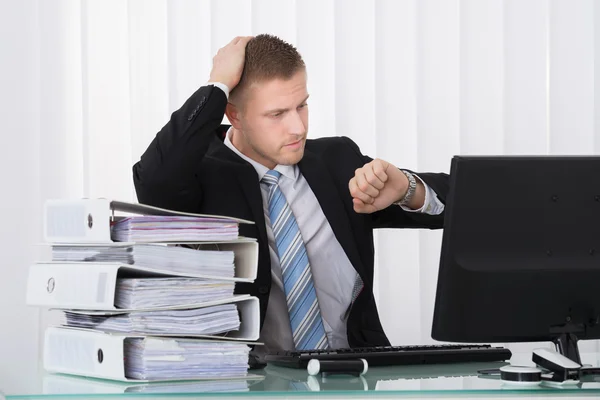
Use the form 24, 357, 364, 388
52, 296, 261, 341
124, 338, 249, 380
34, 197, 263, 383
44, 238, 257, 283
114, 277, 234, 309
61, 303, 240, 336
44, 327, 259, 382
44, 198, 253, 243
27, 247, 257, 310
110, 215, 239, 242
51, 243, 236, 279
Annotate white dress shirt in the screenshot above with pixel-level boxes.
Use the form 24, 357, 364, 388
212, 83, 444, 354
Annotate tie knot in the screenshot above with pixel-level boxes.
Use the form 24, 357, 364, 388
261, 170, 281, 187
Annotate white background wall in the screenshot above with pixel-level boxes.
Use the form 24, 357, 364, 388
1, 0, 600, 390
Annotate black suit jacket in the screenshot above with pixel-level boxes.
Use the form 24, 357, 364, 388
132, 84, 449, 347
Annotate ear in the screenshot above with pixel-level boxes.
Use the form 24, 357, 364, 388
225, 102, 243, 130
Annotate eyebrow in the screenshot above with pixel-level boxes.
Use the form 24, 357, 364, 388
264, 95, 310, 115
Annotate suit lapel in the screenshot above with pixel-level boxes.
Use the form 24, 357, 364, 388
299, 150, 367, 278
233, 166, 268, 246
205, 140, 268, 247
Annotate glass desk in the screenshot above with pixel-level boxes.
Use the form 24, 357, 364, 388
4, 354, 600, 399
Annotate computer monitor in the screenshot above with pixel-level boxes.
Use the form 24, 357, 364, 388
431, 156, 600, 364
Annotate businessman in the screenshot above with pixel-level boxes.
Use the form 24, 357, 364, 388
133, 34, 449, 356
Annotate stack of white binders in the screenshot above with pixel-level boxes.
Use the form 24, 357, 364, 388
27, 198, 261, 383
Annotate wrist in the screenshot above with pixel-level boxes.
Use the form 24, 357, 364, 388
396, 185, 409, 204
208, 81, 231, 99
394, 170, 417, 206
209, 76, 233, 91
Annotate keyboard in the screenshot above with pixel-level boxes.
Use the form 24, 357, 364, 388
265, 344, 512, 369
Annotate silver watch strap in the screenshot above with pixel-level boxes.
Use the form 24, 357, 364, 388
396, 170, 417, 206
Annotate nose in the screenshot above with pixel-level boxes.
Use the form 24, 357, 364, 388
286, 110, 306, 137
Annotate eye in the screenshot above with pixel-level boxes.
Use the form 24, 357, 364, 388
271, 112, 283, 118
298, 103, 307, 109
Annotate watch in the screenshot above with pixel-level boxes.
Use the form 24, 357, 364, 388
394, 170, 417, 206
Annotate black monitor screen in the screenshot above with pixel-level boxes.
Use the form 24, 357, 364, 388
431, 156, 600, 363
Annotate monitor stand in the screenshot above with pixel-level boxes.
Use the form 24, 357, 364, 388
553, 332, 581, 365
549, 310, 600, 366
552, 334, 600, 381
532, 323, 600, 381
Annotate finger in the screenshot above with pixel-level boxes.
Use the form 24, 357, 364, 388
231, 36, 243, 45
352, 190, 374, 205
235, 36, 253, 47
364, 164, 385, 190
353, 198, 365, 211
353, 198, 377, 214
349, 176, 374, 204
349, 177, 367, 202
355, 168, 380, 198
372, 159, 389, 184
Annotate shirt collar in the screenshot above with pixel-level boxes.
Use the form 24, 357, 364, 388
223, 127, 298, 182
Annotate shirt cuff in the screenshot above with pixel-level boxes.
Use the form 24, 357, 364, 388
399, 174, 445, 215
207, 82, 230, 99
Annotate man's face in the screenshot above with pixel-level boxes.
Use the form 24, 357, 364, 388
235, 70, 309, 169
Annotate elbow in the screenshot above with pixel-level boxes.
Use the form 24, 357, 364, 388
131, 162, 201, 213
132, 160, 164, 205
132, 161, 151, 204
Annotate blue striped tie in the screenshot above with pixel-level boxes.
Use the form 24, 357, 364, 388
261, 170, 329, 350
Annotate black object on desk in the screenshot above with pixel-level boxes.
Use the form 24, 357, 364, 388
478, 347, 584, 386
307, 358, 368, 377
265, 343, 511, 369
432, 155, 600, 366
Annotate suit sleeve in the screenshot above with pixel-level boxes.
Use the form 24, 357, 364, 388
132, 85, 227, 212
341, 137, 449, 230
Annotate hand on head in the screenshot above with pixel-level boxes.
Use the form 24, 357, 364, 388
209, 36, 254, 90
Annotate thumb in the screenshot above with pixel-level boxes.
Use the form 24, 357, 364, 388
353, 198, 377, 214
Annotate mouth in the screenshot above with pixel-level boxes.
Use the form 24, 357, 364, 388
285, 139, 304, 148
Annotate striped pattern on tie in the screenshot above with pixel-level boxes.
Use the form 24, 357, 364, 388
261, 170, 329, 350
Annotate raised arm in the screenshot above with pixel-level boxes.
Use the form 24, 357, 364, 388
132, 36, 252, 212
